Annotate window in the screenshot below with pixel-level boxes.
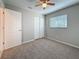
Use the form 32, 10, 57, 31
49, 15, 67, 28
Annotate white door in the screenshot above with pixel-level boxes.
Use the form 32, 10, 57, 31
39, 16, 44, 38
4, 9, 22, 49
34, 17, 40, 39
34, 16, 44, 39
0, 7, 4, 57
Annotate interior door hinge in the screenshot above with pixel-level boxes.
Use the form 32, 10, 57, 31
3, 11, 4, 14
3, 42, 5, 45
3, 27, 5, 29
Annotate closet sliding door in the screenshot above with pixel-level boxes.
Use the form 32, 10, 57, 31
34, 16, 44, 39
34, 17, 40, 39
4, 9, 22, 49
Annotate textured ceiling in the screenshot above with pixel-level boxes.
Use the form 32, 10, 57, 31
3, 0, 79, 15
26, 0, 36, 2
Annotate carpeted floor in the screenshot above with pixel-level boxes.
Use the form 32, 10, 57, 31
1, 39, 79, 59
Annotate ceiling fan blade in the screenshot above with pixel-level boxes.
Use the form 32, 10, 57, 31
40, 0, 50, 2
47, 3, 55, 5
35, 4, 42, 7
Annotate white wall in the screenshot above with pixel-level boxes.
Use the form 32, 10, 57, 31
45, 4, 79, 48
0, 0, 4, 58
5, 4, 44, 43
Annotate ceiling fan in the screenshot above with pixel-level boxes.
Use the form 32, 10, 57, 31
35, 0, 55, 9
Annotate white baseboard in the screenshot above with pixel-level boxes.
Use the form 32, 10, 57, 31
22, 37, 44, 44
46, 37, 79, 49
22, 39, 37, 44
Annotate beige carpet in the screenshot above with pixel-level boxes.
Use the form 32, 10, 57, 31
1, 39, 79, 59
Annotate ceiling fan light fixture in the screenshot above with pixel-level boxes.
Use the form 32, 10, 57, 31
35, 0, 55, 9
42, 3, 47, 8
